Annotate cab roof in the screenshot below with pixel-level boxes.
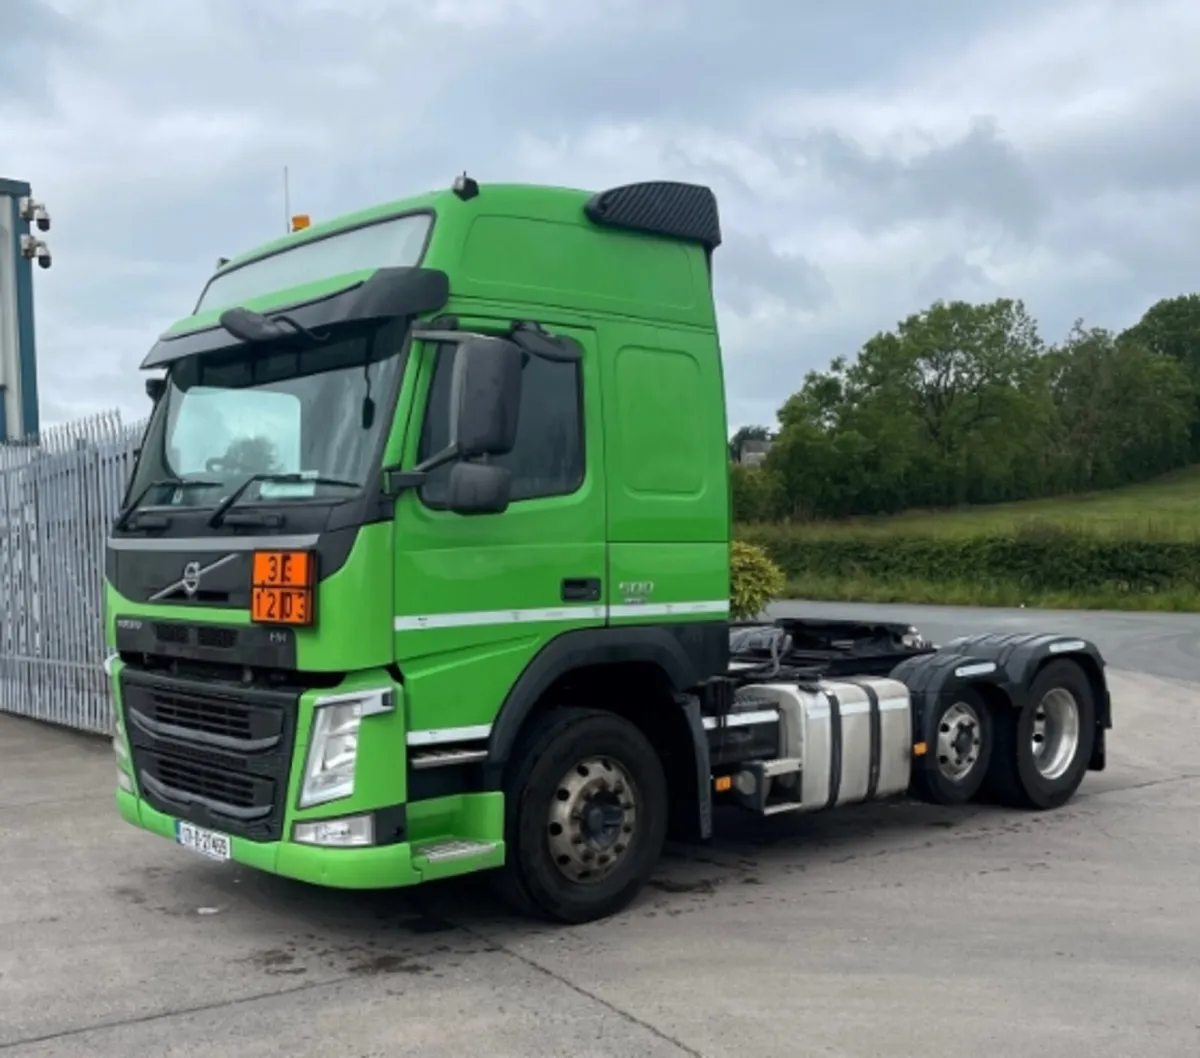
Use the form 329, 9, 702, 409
212, 177, 722, 278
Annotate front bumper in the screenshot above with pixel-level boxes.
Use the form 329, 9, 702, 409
116, 787, 505, 887
110, 656, 504, 888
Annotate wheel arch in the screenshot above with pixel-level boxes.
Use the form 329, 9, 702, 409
485, 624, 721, 841
893, 632, 1112, 772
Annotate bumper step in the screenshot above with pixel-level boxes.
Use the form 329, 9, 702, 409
416, 838, 499, 863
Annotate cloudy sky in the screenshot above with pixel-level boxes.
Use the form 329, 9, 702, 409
4, 0, 1199, 434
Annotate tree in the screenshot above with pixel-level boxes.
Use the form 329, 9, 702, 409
1122, 294, 1200, 457
743, 291, 1200, 524
764, 298, 1052, 517
219, 435, 282, 477
1122, 293, 1200, 372
1047, 324, 1192, 489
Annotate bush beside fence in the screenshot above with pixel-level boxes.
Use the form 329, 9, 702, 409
0, 412, 143, 734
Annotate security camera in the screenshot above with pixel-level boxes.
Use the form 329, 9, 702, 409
18, 197, 51, 232
20, 234, 52, 270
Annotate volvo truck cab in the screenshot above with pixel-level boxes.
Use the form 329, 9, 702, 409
107, 177, 1112, 923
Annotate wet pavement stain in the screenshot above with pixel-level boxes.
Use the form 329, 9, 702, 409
347, 954, 431, 976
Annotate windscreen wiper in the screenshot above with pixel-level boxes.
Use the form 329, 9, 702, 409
114, 479, 224, 532
207, 472, 360, 528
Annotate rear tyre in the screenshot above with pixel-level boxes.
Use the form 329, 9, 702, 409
910, 687, 993, 806
493, 707, 668, 924
986, 659, 1096, 810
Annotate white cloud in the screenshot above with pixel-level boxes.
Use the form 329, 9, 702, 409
3, 0, 1199, 435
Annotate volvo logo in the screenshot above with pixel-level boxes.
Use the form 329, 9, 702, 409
181, 561, 202, 597
149, 553, 239, 602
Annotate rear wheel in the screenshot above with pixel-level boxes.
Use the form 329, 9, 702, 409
987, 659, 1096, 810
494, 707, 668, 924
911, 688, 993, 805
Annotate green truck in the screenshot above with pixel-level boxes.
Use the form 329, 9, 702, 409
107, 176, 1113, 923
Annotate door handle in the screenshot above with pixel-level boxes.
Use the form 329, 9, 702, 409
561, 578, 602, 602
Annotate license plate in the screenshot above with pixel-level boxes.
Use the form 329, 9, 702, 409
175, 820, 231, 861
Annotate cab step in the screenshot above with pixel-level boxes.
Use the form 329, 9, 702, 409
760, 801, 805, 816
417, 838, 498, 863
730, 758, 806, 816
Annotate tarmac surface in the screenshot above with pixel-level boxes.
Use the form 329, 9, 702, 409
2, 604, 1199, 1056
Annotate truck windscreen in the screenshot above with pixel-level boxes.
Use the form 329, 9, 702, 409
125, 320, 404, 515
195, 213, 432, 313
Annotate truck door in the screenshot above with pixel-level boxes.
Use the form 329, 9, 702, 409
392, 322, 606, 736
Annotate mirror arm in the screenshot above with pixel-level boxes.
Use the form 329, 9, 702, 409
381, 443, 461, 496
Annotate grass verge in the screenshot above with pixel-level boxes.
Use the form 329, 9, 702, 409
783, 573, 1200, 612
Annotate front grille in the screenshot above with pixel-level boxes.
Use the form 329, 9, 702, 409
133, 683, 283, 747
138, 750, 274, 821
120, 668, 299, 841
152, 622, 240, 650
197, 626, 238, 650
155, 623, 189, 644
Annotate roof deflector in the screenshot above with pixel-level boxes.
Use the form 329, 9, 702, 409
583, 181, 722, 250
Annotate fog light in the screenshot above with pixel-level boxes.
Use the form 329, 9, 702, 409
293, 814, 374, 847
117, 770, 135, 794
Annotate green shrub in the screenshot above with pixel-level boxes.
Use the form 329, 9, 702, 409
736, 522, 1200, 597
730, 539, 786, 619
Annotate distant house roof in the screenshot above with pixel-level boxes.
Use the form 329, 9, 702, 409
737, 439, 772, 466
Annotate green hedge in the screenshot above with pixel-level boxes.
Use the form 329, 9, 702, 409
737, 522, 1200, 595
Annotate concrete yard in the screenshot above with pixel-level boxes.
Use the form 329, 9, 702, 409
3, 607, 1200, 1057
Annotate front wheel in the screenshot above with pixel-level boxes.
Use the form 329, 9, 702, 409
910, 688, 994, 805
494, 707, 669, 924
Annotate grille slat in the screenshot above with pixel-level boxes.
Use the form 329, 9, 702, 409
149, 690, 255, 741
153, 754, 266, 809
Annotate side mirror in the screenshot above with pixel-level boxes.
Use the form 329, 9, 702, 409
145, 377, 166, 403
449, 337, 522, 458
445, 462, 511, 516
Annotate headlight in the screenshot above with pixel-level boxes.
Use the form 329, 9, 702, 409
298, 689, 393, 809
300, 702, 362, 807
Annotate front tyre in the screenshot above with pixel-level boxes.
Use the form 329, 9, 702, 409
495, 707, 668, 924
987, 659, 1096, 810
910, 688, 994, 806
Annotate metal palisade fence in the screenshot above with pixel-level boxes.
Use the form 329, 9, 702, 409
0, 411, 144, 734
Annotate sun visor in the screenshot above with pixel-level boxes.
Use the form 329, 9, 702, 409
139, 266, 450, 370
